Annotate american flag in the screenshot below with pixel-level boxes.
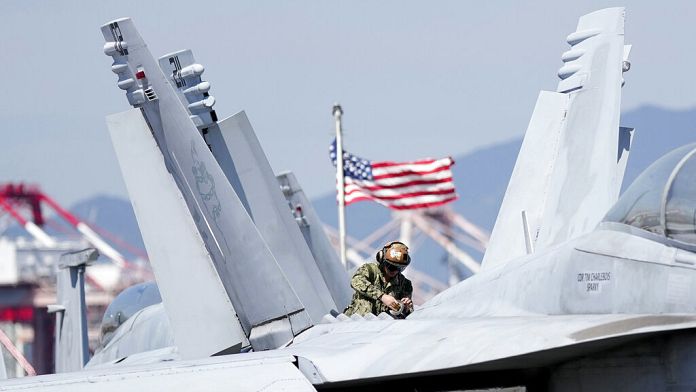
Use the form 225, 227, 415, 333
329, 140, 458, 210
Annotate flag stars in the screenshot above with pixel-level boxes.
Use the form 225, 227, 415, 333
329, 139, 373, 180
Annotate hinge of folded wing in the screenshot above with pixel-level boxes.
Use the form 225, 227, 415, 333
249, 309, 312, 350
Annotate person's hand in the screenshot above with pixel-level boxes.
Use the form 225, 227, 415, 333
401, 297, 413, 310
380, 294, 399, 310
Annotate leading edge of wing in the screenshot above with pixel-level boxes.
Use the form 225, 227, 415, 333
5, 314, 694, 390
0, 355, 314, 392
284, 313, 696, 384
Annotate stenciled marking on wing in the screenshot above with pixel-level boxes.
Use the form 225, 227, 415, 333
576, 271, 611, 293
190, 140, 232, 259
190, 141, 222, 219
169, 148, 227, 262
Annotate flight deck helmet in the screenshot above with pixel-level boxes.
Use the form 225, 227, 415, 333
376, 241, 411, 272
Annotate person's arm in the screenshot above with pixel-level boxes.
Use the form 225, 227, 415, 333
401, 279, 414, 312
350, 264, 383, 300
351, 265, 400, 309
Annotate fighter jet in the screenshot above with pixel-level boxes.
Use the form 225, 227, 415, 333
3, 7, 696, 391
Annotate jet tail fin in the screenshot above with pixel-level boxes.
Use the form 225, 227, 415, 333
102, 18, 335, 351
51, 248, 95, 372
208, 112, 340, 318
158, 49, 341, 319
483, 8, 630, 269
482, 91, 569, 268
277, 171, 352, 309
106, 108, 247, 357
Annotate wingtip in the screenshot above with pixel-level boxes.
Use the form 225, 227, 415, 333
101, 17, 132, 29
577, 7, 625, 34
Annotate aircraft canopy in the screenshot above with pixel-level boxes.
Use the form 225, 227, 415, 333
98, 281, 161, 348
604, 143, 696, 247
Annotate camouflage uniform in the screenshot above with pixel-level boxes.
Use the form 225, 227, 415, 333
344, 262, 413, 316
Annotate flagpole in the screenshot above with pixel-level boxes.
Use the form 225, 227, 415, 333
333, 103, 347, 269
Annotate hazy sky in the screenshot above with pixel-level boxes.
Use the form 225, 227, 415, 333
0, 1, 694, 207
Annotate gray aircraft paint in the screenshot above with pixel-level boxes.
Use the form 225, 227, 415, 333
87, 303, 174, 366
158, 49, 340, 319
277, 171, 352, 309
7, 7, 696, 391
157, 50, 217, 131
482, 90, 569, 267
534, 7, 626, 249
483, 8, 632, 269
418, 228, 696, 318
208, 111, 338, 318
101, 18, 313, 350
91, 8, 696, 389
86, 8, 696, 390
0, 355, 315, 391
52, 249, 95, 373
105, 108, 247, 358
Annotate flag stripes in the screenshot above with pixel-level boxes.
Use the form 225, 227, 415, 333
330, 140, 457, 210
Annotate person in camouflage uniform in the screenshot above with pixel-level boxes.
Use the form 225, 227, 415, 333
344, 241, 413, 318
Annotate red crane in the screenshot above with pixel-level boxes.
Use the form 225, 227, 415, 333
0, 183, 129, 268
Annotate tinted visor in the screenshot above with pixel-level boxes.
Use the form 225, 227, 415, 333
385, 263, 406, 273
